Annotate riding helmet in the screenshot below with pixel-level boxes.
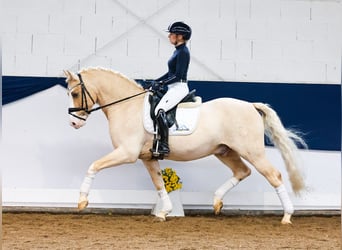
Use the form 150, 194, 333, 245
167, 21, 192, 40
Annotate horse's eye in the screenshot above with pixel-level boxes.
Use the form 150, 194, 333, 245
71, 92, 79, 98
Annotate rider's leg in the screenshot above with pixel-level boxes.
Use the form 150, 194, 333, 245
152, 82, 188, 156
154, 81, 189, 115
155, 109, 170, 154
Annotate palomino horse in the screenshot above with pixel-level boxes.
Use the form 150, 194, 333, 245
64, 67, 306, 224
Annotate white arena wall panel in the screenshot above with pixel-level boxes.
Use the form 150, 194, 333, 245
1, 86, 340, 211
1, 0, 341, 212
1, 0, 341, 82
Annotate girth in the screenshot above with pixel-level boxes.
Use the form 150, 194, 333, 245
149, 89, 197, 128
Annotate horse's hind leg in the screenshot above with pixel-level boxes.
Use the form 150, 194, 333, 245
246, 154, 294, 224
213, 149, 251, 215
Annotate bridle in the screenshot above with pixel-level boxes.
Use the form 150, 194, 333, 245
68, 73, 148, 121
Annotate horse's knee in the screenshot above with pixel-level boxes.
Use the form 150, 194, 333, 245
124, 154, 139, 164
235, 166, 251, 180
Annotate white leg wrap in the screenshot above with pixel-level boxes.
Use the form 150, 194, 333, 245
80, 170, 96, 196
276, 184, 294, 214
214, 177, 240, 200
158, 189, 172, 212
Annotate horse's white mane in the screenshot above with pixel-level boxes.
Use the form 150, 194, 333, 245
79, 67, 142, 89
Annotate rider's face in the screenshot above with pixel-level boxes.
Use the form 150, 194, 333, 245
168, 33, 177, 45
168, 33, 184, 46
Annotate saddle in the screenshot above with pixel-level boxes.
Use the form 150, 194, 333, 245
149, 89, 197, 128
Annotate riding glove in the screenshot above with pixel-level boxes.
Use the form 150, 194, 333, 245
151, 81, 163, 92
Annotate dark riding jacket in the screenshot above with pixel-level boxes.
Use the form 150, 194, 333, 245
156, 43, 190, 85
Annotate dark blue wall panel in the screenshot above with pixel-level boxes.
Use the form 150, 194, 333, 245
3, 76, 340, 151
2, 76, 66, 105
188, 81, 341, 151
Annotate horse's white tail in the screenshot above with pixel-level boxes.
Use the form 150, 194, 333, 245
253, 103, 307, 194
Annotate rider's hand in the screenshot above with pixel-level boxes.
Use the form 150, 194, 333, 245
141, 80, 153, 89
151, 81, 163, 92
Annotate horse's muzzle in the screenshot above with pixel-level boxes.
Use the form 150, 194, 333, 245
69, 114, 87, 129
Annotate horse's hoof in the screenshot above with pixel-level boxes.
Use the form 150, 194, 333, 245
213, 198, 223, 215
153, 216, 166, 222
281, 219, 292, 225
281, 213, 293, 225
155, 211, 168, 222
78, 199, 89, 211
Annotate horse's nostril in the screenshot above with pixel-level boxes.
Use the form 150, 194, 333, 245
72, 122, 76, 126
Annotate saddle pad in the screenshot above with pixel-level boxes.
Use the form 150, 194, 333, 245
143, 93, 201, 136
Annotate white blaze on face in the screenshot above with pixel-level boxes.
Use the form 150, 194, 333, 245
69, 90, 87, 129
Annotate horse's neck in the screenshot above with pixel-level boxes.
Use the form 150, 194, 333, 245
96, 73, 142, 107
92, 72, 144, 118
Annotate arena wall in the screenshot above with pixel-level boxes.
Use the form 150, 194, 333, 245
2, 0, 341, 82
1, 0, 341, 212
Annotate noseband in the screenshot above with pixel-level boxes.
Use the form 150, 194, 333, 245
68, 73, 148, 121
68, 74, 96, 121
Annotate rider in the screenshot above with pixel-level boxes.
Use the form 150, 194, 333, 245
150, 21, 192, 157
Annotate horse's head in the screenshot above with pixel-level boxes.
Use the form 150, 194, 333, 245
64, 70, 96, 129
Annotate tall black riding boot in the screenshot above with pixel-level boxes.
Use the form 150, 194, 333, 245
156, 109, 170, 154
151, 109, 170, 158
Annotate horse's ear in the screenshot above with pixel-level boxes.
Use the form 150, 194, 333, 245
63, 70, 78, 81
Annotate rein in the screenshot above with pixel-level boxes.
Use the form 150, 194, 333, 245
68, 73, 148, 121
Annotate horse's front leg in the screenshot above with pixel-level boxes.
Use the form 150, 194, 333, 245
142, 159, 172, 221
78, 146, 138, 211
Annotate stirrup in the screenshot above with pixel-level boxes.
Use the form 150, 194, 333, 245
150, 149, 168, 160
150, 140, 169, 159
151, 151, 165, 160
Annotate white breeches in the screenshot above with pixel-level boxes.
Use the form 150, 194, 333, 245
155, 81, 189, 115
